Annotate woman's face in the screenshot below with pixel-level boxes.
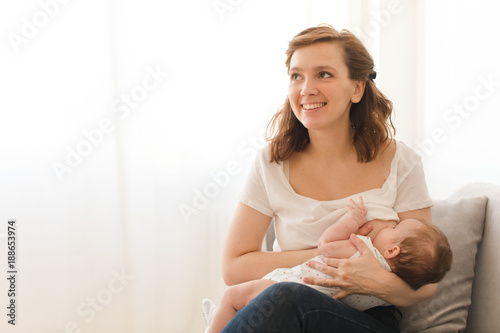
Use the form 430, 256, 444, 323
287, 42, 364, 133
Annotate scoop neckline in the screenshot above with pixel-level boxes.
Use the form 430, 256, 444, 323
280, 141, 400, 203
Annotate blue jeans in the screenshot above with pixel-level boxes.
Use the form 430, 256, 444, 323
222, 282, 401, 333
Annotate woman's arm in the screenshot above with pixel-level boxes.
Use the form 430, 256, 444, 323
305, 207, 437, 306
222, 202, 320, 286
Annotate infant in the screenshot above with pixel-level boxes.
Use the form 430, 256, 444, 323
202, 198, 453, 333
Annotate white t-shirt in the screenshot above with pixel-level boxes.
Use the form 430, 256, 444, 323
239, 140, 433, 252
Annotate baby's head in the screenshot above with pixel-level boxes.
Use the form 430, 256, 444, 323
373, 218, 453, 290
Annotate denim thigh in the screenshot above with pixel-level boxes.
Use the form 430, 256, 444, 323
222, 282, 400, 333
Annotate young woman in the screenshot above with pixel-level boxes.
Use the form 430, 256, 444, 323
220, 24, 436, 332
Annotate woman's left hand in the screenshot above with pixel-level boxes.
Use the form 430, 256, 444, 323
303, 233, 387, 300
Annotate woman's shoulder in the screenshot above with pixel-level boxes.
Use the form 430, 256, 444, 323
378, 139, 397, 161
253, 144, 271, 164
249, 144, 283, 172
394, 140, 424, 167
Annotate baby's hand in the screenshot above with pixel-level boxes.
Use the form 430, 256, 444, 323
345, 197, 367, 227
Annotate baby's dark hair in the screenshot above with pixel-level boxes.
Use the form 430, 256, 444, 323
387, 221, 453, 290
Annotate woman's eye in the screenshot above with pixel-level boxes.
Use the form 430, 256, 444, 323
290, 73, 302, 81
319, 71, 333, 78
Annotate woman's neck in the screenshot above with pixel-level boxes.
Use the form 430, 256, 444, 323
306, 127, 355, 163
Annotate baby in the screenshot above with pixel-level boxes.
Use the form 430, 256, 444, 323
202, 198, 453, 333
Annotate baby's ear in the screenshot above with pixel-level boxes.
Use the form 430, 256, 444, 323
384, 245, 401, 259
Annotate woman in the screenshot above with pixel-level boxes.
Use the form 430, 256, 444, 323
220, 24, 436, 332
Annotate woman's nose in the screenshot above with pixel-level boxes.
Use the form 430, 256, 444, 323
300, 78, 318, 96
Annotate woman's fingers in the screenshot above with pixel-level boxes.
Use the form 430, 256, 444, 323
302, 275, 350, 300
349, 233, 371, 255
304, 235, 395, 302
320, 256, 342, 269
331, 289, 349, 300
303, 276, 333, 287
308, 256, 340, 271
306, 258, 344, 282
304, 259, 351, 298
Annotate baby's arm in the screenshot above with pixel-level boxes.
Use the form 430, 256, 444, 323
319, 197, 367, 244
318, 197, 367, 258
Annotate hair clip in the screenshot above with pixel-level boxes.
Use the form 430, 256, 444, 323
368, 72, 377, 80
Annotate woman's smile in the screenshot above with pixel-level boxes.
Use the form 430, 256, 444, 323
287, 42, 363, 132
302, 102, 327, 111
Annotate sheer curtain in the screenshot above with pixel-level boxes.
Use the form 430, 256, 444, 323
373, 0, 500, 199
1, 1, 348, 332
1, 1, 129, 332
417, 0, 500, 198
1, 1, 498, 332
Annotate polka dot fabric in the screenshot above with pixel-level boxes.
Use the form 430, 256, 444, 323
262, 235, 392, 311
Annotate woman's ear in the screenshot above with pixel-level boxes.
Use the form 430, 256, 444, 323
384, 245, 401, 259
351, 80, 366, 103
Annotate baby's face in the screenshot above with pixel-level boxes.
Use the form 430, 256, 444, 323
372, 219, 424, 255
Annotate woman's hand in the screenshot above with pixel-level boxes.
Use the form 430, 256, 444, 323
304, 233, 438, 306
303, 234, 388, 300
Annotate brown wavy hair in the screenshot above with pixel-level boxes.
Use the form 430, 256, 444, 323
266, 24, 395, 163
387, 222, 453, 290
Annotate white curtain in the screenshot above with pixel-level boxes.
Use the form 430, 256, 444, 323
416, 0, 500, 198
1, 1, 498, 332
373, 0, 500, 198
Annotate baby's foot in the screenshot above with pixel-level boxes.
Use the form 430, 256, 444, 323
202, 298, 217, 326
